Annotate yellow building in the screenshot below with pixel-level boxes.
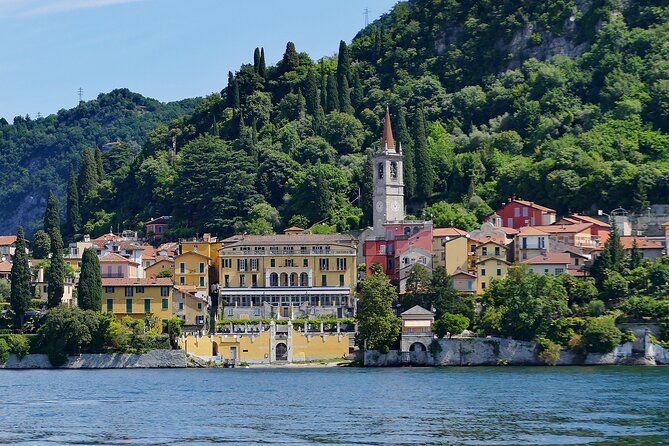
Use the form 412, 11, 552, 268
442, 234, 470, 276
173, 288, 208, 330
182, 320, 352, 363
102, 277, 173, 330
475, 240, 510, 293
180, 234, 222, 275
432, 228, 468, 270
174, 251, 212, 293
219, 232, 357, 320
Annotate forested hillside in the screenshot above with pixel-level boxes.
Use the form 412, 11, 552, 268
37, 0, 669, 237
0, 89, 201, 235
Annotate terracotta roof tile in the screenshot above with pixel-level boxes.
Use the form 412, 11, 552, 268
511, 199, 555, 213
0, 261, 12, 272
0, 236, 17, 246
433, 227, 469, 237
523, 253, 571, 265
534, 223, 593, 234
620, 237, 664, 250
99, 252, 139, 265
101, 277, 173, 286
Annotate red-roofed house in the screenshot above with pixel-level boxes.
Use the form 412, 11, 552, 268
432, 227, 468, 269
495, 198, 556, 229
522, 253, 571, 276
99, 252, 140, 279
620, 236, 664, 262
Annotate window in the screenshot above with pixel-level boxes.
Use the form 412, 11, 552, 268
523, 207, 528, 217
555, 268, 564, 276
126, 299, 133, 313
199, 276, 205, 287
285, 259, 294, 267
199, 262, 205, 274
387, 259, 395, 270
390, 161, 398, 179
254, 307, 261, 316
222, 259, 232, 268
197, 302, 203, 310
497, 260, 502, 265
179, 263, 185, 274
106, 299, 113, 312
270, 259, 276, 267
135, 286, 144, 293
303, 259, 308, 267
178, 302, 184, 310
544, 269, 549, 274
497, 269, 502, 276
507, 218, 513, 227
227, 308, 233, 316
319, 258, 329, 271
144, 299, 151, 313
522, 237, 527, 249
105, 287, 114, 293
239, 275, 246, 287
237, 259, 247, 272
339, 274, 345, 286
250, 258, 258, 271
481, 282, 486, 290
179, 277, 185, 285
125, 287, 134, 297
336, 258, 347, 271
321, 275, 327, 286
160, 286, 170, 297
252, 274, 258, 287
494, 247, 500, 256
514, 208, 520, 217
224, 275, 230, 287
481, 269, 486, 276
467, 280, 473, 291
481, 247, 488, 256
377, 162, 384, 179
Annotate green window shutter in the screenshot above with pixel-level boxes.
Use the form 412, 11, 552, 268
106, 299, 113, 312
144, 299, 151, 313
126, 299, 133, 313
162, 298, 168, 310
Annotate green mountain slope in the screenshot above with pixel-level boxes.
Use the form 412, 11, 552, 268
0, 89, 201, 235
29, 0, 669, 237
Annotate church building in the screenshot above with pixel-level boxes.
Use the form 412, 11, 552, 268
363, 107, 434, 293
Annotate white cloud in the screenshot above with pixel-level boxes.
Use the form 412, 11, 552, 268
0, 0, 145, 17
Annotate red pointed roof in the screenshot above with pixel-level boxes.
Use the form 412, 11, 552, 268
382, 106, 395, 151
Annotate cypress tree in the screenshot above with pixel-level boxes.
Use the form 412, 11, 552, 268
339, 76, 354, 114
10, 227, 31, 328
361, 149, 374, 225
320, 72, 328, 116
47, 229, 65, 309
78, 148, 98, 201
259, 48, 267, 78
608, 219, 625, 271
413, 108, 434, 203
326, 74, 340, 113
43, 191, 60, 239
630, 238, 642, 269
305, 70, 320, 116
78, 248, 102, 311
282, 41, 300, 72
253, 47, 261, 73
65, 167, 81, 241
397, 107, 416, 200
94, 147, 105, 180
336, 40, 351, 91
350, 69, 364, 110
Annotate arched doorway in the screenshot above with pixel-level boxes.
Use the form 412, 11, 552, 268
212, 342, 219, 357
275, 343, 288, 361
409, 342, 426, 352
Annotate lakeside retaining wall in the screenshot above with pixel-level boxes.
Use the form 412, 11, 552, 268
0, 349, 187, 369
364, 336, 669, 366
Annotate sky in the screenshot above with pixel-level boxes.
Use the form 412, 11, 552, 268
0, 0, 398, 120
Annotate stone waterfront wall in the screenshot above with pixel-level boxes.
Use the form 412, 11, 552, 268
0, 349, 187, 369
364, 337, 650, 367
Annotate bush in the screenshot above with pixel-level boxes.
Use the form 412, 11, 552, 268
587, 300, 606, 317
537, 338, 561, 366
622, 296, 659, 320
6, 334, 29, 359
434, 313, 470, 338
582, 318, 623, 354
0, 338, 8, 364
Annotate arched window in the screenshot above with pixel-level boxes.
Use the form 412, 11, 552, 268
390, 161, 398, 179
300, 273, 309, 287
412, 226, 420, 235
269, 273, 278, 287
280, 273, 288, 287
404, 227, 411, 236
290, 273, 298, 287
377, 162, 384, 179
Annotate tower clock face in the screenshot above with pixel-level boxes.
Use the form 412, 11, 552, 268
391, 202, 400, 212
375, 201, 384, 212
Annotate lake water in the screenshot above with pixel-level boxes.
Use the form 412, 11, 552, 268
0, 367, 667, 445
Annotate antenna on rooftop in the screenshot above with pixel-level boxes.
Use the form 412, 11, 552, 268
363, 8, 370, 27
78, 87, 84, 103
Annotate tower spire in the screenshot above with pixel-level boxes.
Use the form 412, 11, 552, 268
382, 105, 395, 152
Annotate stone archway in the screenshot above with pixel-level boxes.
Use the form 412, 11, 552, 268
275, 342, 288, 361
409, 342, 426, 352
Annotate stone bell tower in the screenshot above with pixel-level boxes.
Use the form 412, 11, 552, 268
372, 106, 405, 236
